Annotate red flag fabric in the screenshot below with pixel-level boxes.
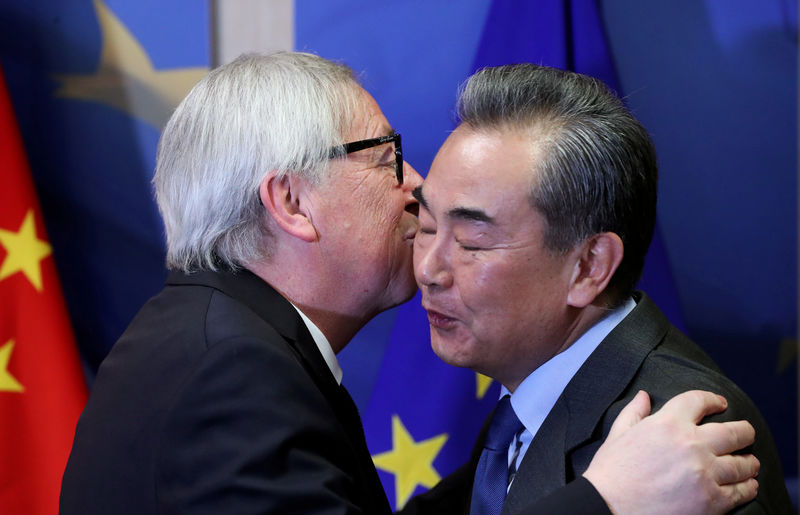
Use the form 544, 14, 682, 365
0, 65, 88, 514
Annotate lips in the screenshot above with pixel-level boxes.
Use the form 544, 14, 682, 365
424, 306, 458, 329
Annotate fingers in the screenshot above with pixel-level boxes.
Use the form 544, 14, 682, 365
606, 390, 651, 441
658, 390, 728, 423
714, 478, 759, 513
696, 419, 756, 455
710, 453, 760, 485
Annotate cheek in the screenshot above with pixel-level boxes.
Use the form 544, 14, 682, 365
357, 189, 402, 232
342, 204, 389, 248
456, 258, 532, 335
455, 256, 504, 309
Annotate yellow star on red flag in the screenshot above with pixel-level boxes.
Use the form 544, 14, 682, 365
1, 56, 89, 515
372, 415, 448, 509
0, 340, 24, 393
0, 210, 52, 291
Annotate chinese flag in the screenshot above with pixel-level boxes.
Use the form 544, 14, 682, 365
0, 65, 88, 514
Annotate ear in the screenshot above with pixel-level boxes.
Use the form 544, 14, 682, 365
259, 171, 318, 243
566, 232, 624, 308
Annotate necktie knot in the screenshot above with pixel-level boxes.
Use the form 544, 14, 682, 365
485, 395, 523, 451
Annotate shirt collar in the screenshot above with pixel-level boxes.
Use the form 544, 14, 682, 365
502, 297, 637, 437
290, 304, 343, 385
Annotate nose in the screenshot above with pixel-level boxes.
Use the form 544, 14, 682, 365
402, 161, 424, 191
414, 235, 453, 289
402, 161, 423, 216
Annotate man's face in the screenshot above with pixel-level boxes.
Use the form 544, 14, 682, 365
413, 125, 578, 390
313, 90, 423, 319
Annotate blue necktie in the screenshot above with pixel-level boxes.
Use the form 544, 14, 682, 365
470, 395, 524, 515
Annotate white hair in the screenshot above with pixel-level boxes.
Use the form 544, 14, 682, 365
153, 52, 362, 272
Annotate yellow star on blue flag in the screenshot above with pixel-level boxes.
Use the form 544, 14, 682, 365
372, 415, 448, 509
476, 372, 494, 399
53, 0, 208, 128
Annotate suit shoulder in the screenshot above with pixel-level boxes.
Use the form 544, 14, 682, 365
635, 326, 751, 410
612, 328, 793, 513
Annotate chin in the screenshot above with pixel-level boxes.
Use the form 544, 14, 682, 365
430, 333, 476, 370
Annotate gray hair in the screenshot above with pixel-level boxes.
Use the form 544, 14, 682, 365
457, 64, 658, 302
153, 52, 362, 272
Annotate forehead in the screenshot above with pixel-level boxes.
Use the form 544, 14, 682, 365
423, 126, 539, 215
347, 88, 393, 141
322, 89, 396, 193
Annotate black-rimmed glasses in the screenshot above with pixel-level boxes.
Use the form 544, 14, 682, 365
328, 133, 404, 185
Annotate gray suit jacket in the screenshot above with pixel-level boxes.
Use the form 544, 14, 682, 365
501, 291, 791, 514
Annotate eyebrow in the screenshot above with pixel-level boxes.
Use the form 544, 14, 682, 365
369, 128, 398, 155
449, 207, 495, 224
412, 186, 427, 209
412, 186, 495, 224
377, 127, 397, 140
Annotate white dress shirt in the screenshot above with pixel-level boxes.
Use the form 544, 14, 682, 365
291, 304, 343, 385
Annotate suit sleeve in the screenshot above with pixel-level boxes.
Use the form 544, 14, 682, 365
155, 335, 366, 514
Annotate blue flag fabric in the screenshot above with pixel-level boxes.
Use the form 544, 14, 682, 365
362, 0, 687, 509
0, 0, 210, 375
469, 0, 619, 88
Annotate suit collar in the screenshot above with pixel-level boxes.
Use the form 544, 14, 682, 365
165, 268, 338, 390
561, 291, 669, 449
503, 291, 670, 512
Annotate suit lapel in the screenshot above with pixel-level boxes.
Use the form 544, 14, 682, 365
562, 292, 670, 450
500, 293, 670, 513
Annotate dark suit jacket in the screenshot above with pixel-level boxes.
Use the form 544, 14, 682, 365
407, 292, 792, 515
60, 269, 391, 514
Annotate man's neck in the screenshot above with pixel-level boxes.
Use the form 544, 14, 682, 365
244, 260, 369, 354
503, 300, 622, 393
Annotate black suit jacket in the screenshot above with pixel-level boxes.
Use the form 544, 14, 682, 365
408, 292, 792, 515
60, 269, 391, 514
